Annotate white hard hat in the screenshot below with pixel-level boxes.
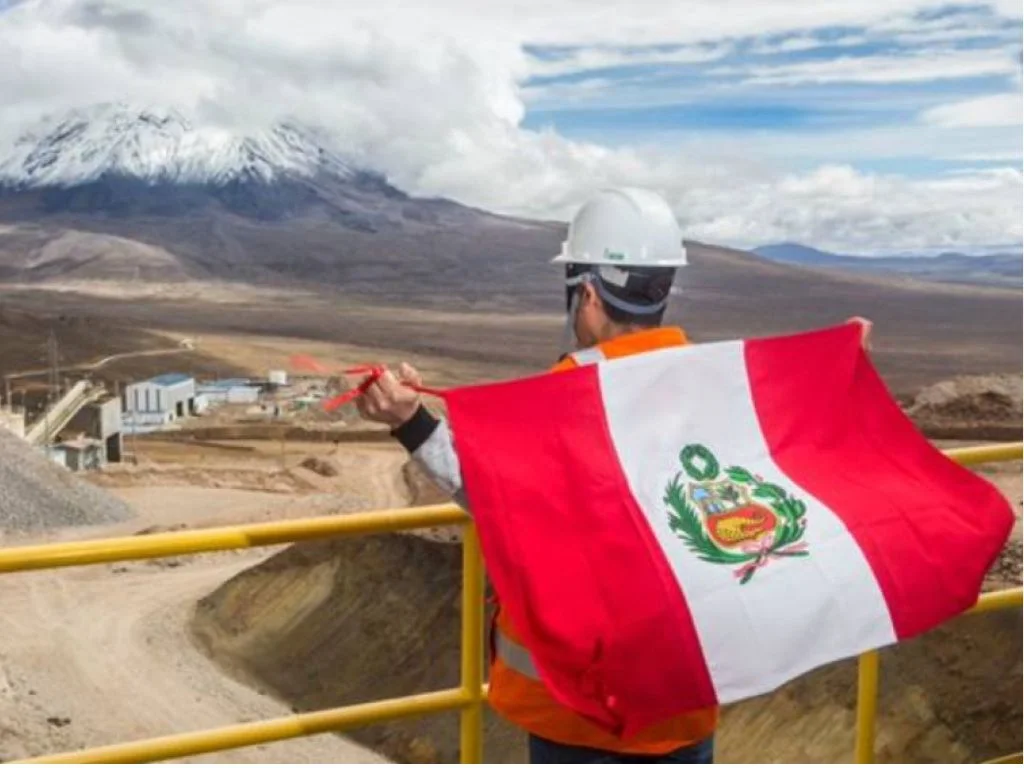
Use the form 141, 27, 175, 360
552, 187, 688, 267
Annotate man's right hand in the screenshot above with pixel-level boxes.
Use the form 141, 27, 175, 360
355, 363, 423, 429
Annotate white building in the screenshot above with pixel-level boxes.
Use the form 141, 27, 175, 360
197, 379, 261, 406
124, 374, 196, 428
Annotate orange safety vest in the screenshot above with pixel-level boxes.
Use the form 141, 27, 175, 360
487, 326, 719, 754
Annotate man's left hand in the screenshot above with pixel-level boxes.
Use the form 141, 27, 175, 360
846, 316, 873, 351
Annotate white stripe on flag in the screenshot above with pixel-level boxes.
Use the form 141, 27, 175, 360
597, 341, 897, 702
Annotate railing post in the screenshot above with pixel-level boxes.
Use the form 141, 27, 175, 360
460, 523, 485, 764
855, 651, 880, 763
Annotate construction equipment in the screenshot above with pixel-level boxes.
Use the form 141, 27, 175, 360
24, 380, 107, 447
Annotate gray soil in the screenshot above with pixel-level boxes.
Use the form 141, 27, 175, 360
0, 428, 130, 533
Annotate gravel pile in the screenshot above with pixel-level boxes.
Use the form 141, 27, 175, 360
0, 429, 131, 532
909, 374, 1022, 424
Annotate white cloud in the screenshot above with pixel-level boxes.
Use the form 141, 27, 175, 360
921, 93, 1022, 127
0, 0, 1021, 253
526, 44, 731, 80
749, 33, 869, 55
634, 121, 1022, 167
676, 164, 1022, 253
405, 136, 1022, 253
719, 48, 1019, 85
891, 25, 1020, 45
392, 0, 1012, 48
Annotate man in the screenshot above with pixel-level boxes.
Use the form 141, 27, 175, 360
357, 188, 871, 764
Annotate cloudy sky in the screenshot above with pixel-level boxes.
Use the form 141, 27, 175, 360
0, 0, 1021, 253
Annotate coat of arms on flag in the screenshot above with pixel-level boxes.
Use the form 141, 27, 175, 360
666, 444, 809, 584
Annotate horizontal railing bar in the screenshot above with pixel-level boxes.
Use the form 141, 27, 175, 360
0, 445, 1016, 576
966, 588, 1022, 615
943, 442, 1022, 466
13, 687, 474, 764
984, 752, 1024, 764
0, 504, 468, 574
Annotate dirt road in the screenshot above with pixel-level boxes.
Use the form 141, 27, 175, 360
0, 447, 409, 763
0, 551, 386, 763
4, 344, 193, 381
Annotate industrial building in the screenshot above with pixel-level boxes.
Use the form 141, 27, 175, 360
123, 373, 196, 429
63, 396, 125, 463
197, 378, 261, 406
50, 438, 106, 472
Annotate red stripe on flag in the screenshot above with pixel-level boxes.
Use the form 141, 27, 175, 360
446, 365, 717, 737
744, 325, 1013, 639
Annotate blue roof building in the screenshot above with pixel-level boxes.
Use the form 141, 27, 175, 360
124, 373, 197, 424
149, 373, 193, 387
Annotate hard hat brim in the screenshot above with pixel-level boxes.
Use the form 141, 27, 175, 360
550, 248, 688, 267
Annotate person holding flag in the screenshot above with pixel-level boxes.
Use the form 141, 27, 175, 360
357, 187, 876, 763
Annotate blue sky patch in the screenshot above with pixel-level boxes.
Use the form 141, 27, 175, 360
520, 6, 1022, 177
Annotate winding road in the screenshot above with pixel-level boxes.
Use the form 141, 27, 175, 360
4, 342, 196, 381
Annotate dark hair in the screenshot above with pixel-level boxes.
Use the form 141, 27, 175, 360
601, 297, 666, 327
597, 266, 675, 327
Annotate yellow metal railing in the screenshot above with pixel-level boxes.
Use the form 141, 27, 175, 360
853, 442, 1024, 765
0, 443, 1019, 764
0, 504, 478, 764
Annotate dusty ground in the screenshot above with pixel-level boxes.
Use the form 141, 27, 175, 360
0, 548, 389, 763
0, 444, 411, 764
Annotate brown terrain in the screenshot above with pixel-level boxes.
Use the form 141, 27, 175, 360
0, 237, 1020, 396
0, 224, 1019, 763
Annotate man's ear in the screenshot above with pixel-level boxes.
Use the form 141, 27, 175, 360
581, 281, 600, 308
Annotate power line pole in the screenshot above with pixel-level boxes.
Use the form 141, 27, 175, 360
44, 329, 61, 455
48, 329, 59, 399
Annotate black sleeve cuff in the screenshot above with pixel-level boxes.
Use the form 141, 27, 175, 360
391, 404, 440, 454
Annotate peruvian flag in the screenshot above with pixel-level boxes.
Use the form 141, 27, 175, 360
444, 324, 1013, 738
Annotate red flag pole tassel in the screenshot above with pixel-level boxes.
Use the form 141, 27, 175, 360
321, 366, 446, 413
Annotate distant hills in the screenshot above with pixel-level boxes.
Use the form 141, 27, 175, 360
754, 243, 1021, 287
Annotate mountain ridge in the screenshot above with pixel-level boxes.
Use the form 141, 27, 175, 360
754, 242, 1022, 287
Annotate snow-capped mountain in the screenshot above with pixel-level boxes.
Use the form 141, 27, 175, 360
0, 103, 357, 188
0, 102, 561, 294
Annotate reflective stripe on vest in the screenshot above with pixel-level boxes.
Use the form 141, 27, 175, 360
569, 347, 607, 366
495, 627, 539, 679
